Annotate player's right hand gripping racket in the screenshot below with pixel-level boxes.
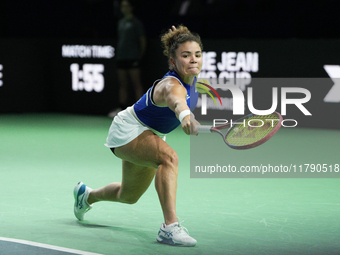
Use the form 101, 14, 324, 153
196, 112, 283, 149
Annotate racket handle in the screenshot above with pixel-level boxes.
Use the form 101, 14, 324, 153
197, 125, 212, 133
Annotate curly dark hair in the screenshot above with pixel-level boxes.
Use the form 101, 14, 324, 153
161, 25, 203, 70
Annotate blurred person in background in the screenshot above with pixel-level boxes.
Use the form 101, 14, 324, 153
109, 0, 146, 117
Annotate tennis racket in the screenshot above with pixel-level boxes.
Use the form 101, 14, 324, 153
196, 112, 282, 149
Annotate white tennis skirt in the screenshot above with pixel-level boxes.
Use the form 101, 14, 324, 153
105, 106, 166, 148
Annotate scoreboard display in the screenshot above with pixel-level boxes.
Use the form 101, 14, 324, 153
51, 42, 118, 114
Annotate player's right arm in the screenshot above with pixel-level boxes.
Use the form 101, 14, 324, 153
153, 77, 198, 135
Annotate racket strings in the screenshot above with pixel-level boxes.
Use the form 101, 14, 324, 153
226, 114, 279, 146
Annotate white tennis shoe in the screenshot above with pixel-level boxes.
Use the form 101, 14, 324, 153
73, 182, 93, 221
157, 222, 197, 247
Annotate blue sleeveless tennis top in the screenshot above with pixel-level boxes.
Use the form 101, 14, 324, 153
133, 70, 199, 134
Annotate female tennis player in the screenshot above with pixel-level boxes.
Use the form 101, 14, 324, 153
74, 25, 202, 247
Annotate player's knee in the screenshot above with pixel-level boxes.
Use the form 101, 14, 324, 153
161, 149, 179, 168
120, 195, 139, 204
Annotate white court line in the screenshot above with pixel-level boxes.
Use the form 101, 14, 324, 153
0, 237, 103, 255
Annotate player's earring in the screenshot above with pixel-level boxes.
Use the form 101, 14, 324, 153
170, 58, 176, 69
